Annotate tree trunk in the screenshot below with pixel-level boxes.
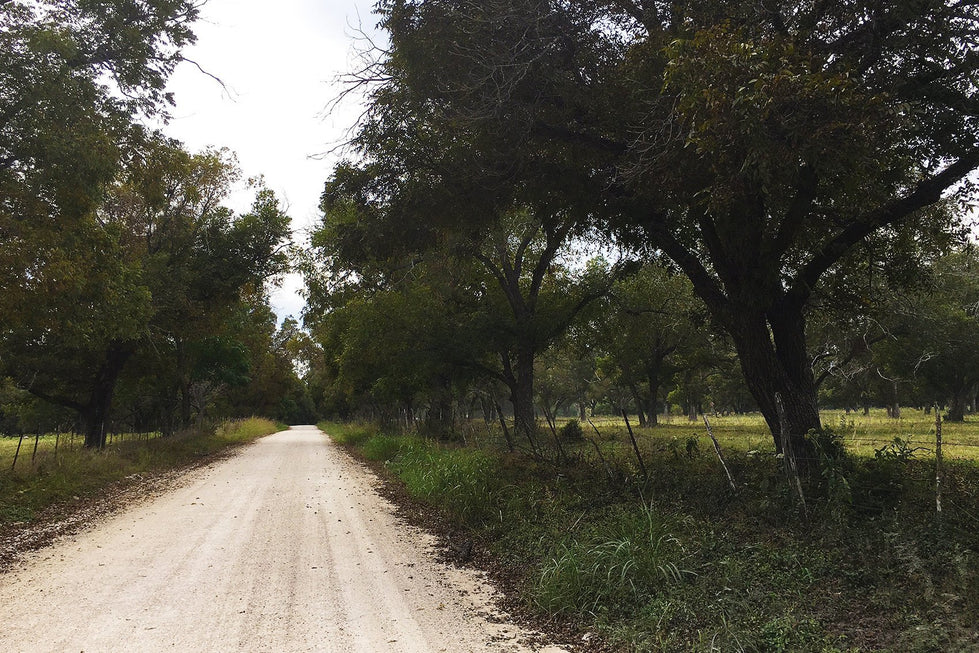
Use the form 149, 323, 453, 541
81, 342, 134, 448
645, 373, 660, 427
511, 344, 538, 448
947, 388, 968, 422
888, 382, 901, 419
628, 383, 647, 427
725, 307, 820, 471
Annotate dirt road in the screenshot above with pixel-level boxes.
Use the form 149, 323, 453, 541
0, 426, 567, 652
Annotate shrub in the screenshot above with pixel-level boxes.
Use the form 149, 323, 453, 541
559, 419, 583, 441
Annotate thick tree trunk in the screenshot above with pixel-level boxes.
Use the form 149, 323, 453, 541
81, 342, 134, 448
510, 345, 538, 449
947, 388, 968, 422
725, 308, 820, 471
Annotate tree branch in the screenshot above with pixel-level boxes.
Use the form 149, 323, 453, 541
788, 152, 979, 307
768, 164, 818, 260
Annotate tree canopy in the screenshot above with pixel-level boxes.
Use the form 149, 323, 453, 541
324, 0, 979, 461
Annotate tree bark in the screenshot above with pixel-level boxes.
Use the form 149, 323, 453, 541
645, 369, 660, 426
628, 383, 648, 427
947, 388, 968, 422
81, 342, 134, 448
724, 307, 820, 470
510, 344, 538, 449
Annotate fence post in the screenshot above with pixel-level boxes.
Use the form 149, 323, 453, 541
621, 410, 648, 478
703, 415, 737, 493
935, 404, 944, 525
11, 433, 25, 471
775, 393, 808, 521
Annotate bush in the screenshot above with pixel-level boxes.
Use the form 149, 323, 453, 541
559, 419, 583, 441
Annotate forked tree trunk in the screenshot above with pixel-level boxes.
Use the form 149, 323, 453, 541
725, 307, 820, 472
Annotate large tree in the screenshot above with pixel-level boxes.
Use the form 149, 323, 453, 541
363, 0, 979, 464
0, 1, 205, 445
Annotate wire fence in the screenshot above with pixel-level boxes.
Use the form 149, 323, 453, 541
1, 430, 163, 471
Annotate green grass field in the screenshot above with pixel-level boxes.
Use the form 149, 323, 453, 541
0, 418, 283, 525
571, 408, 979, 461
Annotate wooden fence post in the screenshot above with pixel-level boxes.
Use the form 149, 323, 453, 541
11, 433, 25, 470
621, 410, 648, 478
775, 393, 808, 521
935, 404, 944, 525
703, 415, 737, 493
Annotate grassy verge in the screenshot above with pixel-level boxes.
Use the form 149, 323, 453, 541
321, 418, 979, 652
0, 417, 284, 525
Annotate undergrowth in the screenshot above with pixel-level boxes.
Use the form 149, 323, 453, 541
321, 419, 979, 652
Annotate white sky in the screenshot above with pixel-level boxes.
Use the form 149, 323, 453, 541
163, 0, 383, 323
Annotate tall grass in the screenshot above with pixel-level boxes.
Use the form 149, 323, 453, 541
534, 503, 692, 618
0, 417, 281, 525
325, 419, 979, 652
390, 441, 499, 524
321, 421, 501, 525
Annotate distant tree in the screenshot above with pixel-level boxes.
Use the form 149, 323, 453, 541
312, 156, 631, 443
876, 246, 979, 421
594, 262, 711, 426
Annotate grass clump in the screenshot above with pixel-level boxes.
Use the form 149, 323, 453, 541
534, 503, 691, 617
319, 421, 374, 447
361, 434, 404, 462
390, 440, 500, 525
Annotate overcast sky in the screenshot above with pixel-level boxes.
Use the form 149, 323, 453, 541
163, 0, 383, 323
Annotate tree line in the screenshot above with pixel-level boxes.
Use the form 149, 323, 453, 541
4, 1, 979, 457
0, 1, 313, 446
300, 0, 979, 467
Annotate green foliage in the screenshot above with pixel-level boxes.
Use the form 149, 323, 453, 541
320, 422, 375, 447
327, 413, 979, 650
533, 504, 691, 618
558, 419, 583, 442
361, 434, 404, 462
389, 441, 499, 525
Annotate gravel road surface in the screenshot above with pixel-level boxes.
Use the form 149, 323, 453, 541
0, 426, 567, 652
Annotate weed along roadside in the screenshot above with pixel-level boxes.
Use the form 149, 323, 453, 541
0, 418, 284, 551
321, 417, 979, 652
